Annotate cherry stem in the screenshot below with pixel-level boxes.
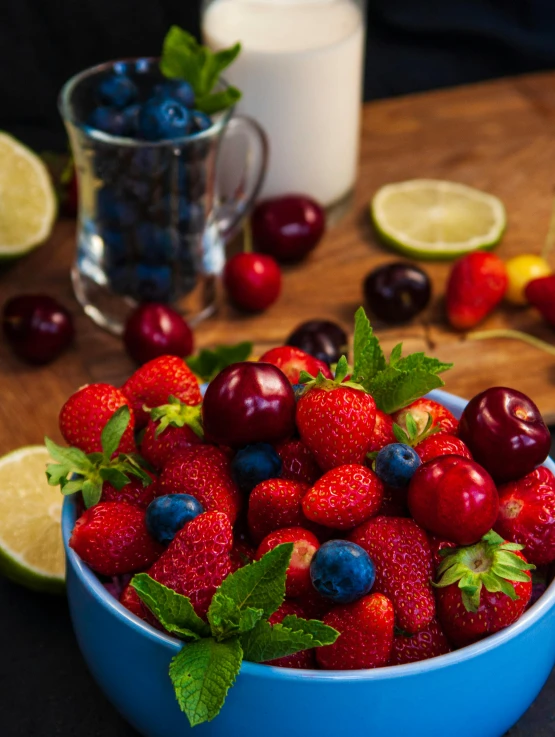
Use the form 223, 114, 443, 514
243, 218, 253, 254
541, 190, 555, 262
467, 329, 555, 356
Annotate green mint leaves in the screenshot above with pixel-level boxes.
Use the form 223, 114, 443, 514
186, 341, 252, 383
160, 26, 242, 115
131, 544, 338, 727
351, 307, 453, 414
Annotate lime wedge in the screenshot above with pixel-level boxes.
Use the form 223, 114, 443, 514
0, 132, 57, 258
0, 446, 65, 593
371, 179, 506, 260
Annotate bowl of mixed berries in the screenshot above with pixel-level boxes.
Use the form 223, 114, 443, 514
50, 308, 555, 737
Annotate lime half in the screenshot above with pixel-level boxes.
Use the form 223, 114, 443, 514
371, 179, 506, 260
0, 446, 65, 593
0, 132, 57, 258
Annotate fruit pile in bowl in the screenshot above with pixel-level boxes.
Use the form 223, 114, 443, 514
52, 308, 555, 737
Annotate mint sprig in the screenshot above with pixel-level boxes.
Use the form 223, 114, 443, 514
160, 26, 242, 115
131, 544, 338, 727
186, 341, 253, 383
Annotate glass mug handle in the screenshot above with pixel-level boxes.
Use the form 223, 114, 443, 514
214, 115, 269, 241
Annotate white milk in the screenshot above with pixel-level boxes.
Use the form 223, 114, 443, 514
202, 0, 364, 207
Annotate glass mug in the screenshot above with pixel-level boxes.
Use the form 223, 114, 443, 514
59, 58, 267, 334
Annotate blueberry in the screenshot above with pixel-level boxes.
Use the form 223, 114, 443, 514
155, 80, 195, 108
177, 203, 205, 235
119, 175, 151, 205
146, 494, 204, 545
138, 97, 191, 141
135, 223, 175, 265
134, 264, 173, 301
310, 540, 376, 604
87, 106, 134, 137
375, 443, 421, 488
121, 104, 141, 137
231, 443, 282, 492
107, 265, 132, 295
96, 187, 137, 227
97, 75, 138, 109
191, 110, 212, 134
129, 148, 167, 180
101, 228, 127, 267
92, 146, 130, 184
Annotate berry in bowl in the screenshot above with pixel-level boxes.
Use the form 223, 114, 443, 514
52, 308, 555, 737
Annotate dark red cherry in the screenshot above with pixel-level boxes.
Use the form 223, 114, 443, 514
202, 362, 296, 447
252, 195, 325, 263
363, 262, 431, 323
2, 294, 74, 364
123, 303, 194, 365
223, 253, 281, 312
286, 319, 348, 365
458, 387, 551, 483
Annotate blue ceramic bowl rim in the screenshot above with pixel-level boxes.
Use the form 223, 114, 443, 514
62, 388, 555, 682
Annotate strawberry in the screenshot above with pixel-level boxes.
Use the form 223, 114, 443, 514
139, 398, 204, 470
316, 593, 394, 669
255, 527, 320, 597
525, 275, 555, 328
265, 600, 316, 669
302, 464, 384, 530
59, 383, 136, 454
121, 355, 202, 429
275, 438, 321, 486
427, 533, 457, 570
102, 475, 158, 509
158, 446, 242, 524
389, 618, 451, 665
230, 537, 257, 572
392, 398, 458, 437
247, 478, 312, 544
445, 251, 508, 330
349, 515, 435, 633
494, 466, 555, 566
434, 531, 534, 647
415, 433, 472, 464
366, 409, 396, 453
295, 587, 335, 620
120, 582, 147, 620
379, 484, 409, 517
69, 501, 163, 576
258, 346, 332, 384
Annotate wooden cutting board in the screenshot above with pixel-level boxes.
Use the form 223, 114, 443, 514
2, 70, 555, 454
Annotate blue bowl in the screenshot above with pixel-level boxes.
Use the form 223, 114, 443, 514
62, 390, 555, 737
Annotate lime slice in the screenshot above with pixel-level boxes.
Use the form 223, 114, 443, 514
371, 179, 506, 260
0, 132, 57, 258
0, 446, 65, 593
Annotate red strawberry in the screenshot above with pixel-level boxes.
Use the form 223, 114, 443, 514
247, 478, 312, 544
139, 398, 203, 470
120, 583, 147, 619
349, 516, 435, 633
121, 355, 202, 429
275, 439, 321, 486
302, 464, 384, 531
316, 593, 394, 669
102, 475, 158, 509
258, 346, 332, 383
415, 433, 472, 464
389, 618, 451, 665
446, 251, 508, 329
435, 531, 533, 647
265, 600, 316, 669
392, 398, 458, 437
69, 501, 163, 576
367, 409, 396, 453
427, 533, 457, 570
494, 465, 555, 566
379, 484, 409, 517
295, 587, 335, 620
255, 527, 320, 597
158, 446, 242, 524
525, 275, 555, 327
59, 383, 136, 454
230, 537, 257, 572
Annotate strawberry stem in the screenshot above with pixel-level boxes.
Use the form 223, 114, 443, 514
466, 329, 555, 356
541, 189, 555, 263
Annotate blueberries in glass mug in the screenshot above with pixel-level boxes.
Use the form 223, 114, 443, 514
138, 98, 191, 141
97, 74, 138, 109
135, 223, 175, 266
134, 264, 173, 302
154, 80, 196, 109
87, 106, 134, 137
96, 187, 137, 228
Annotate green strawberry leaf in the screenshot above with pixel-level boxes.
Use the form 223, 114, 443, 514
100, 406, 131, 461
351, 307, 386, 386
99, 467, 131, 490
150, 398, 204, 439
44, 437, 92, 476
131, 574, 210, 640
186, 342, 252, 383
170, 637, 243, 727
240, 617, 338, 663
58, 478, 86, 496
81, 478, 103, 508
208, 592, 263, 640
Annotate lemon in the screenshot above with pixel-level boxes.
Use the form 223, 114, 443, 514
0, 132, 57, 258
0, 446, 65, 593
505, 254, 552, 305
371, 179, 506, 260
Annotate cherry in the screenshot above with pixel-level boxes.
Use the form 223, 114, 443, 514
202, 362, 296, 448
458, 387, 551, 483
2, 294, 74, 364
251, 195, 325, 263
363, 262, 431, 323
408, 455, 499, 545
123, 303, 194, 365
286, 319, 348, 365
223, 253, 281, 312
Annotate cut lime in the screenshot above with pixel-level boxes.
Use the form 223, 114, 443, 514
0, 446, 65, 593
371, 179, 506, 260
0, 132, 57, 258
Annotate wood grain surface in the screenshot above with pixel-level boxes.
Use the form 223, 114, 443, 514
2, 71, 555, 456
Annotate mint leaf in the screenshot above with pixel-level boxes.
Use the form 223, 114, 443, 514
368, 367, 445, 414
213, 543, 293, 620
208, 592, 263, 641
393, 352, 452, 376
160, 27, 204, 89
199, 44, 241, 98
351, 307, 386, 387
281, 615, 339, 644
389, 343, 403, 366
131, 574, 209, 640
240, 618, 338, 663
186, 342, 252, 383
100, 406, 131, 460
170, 637, 242, 727
196, 87, 242, 115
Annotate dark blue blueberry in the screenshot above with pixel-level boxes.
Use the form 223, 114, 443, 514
138, 97, 191, 141
185, 164, 206, 200
96, 187, 137, 227
107, 265, 133, 295
129, 148, 168, 180
191, 110, 213, 134
231, 443, 282, 492
92, 146, 129, 184
101, 228, 127, 267
97, 75, 138, 109
87, 106, 134, 137
155, 80, 195, 109
146, 494, 204, 545
177, 203, 205, 235
134, 264, 173, 301
374, 443, 421, 488
150, 193, 191, 225
310, 540, 376, 604
120, 104, 141, 136
119, 175, 151, 205
135, 223, 176, 265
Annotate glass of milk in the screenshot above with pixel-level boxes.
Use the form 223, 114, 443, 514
202, 0, 365, 210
